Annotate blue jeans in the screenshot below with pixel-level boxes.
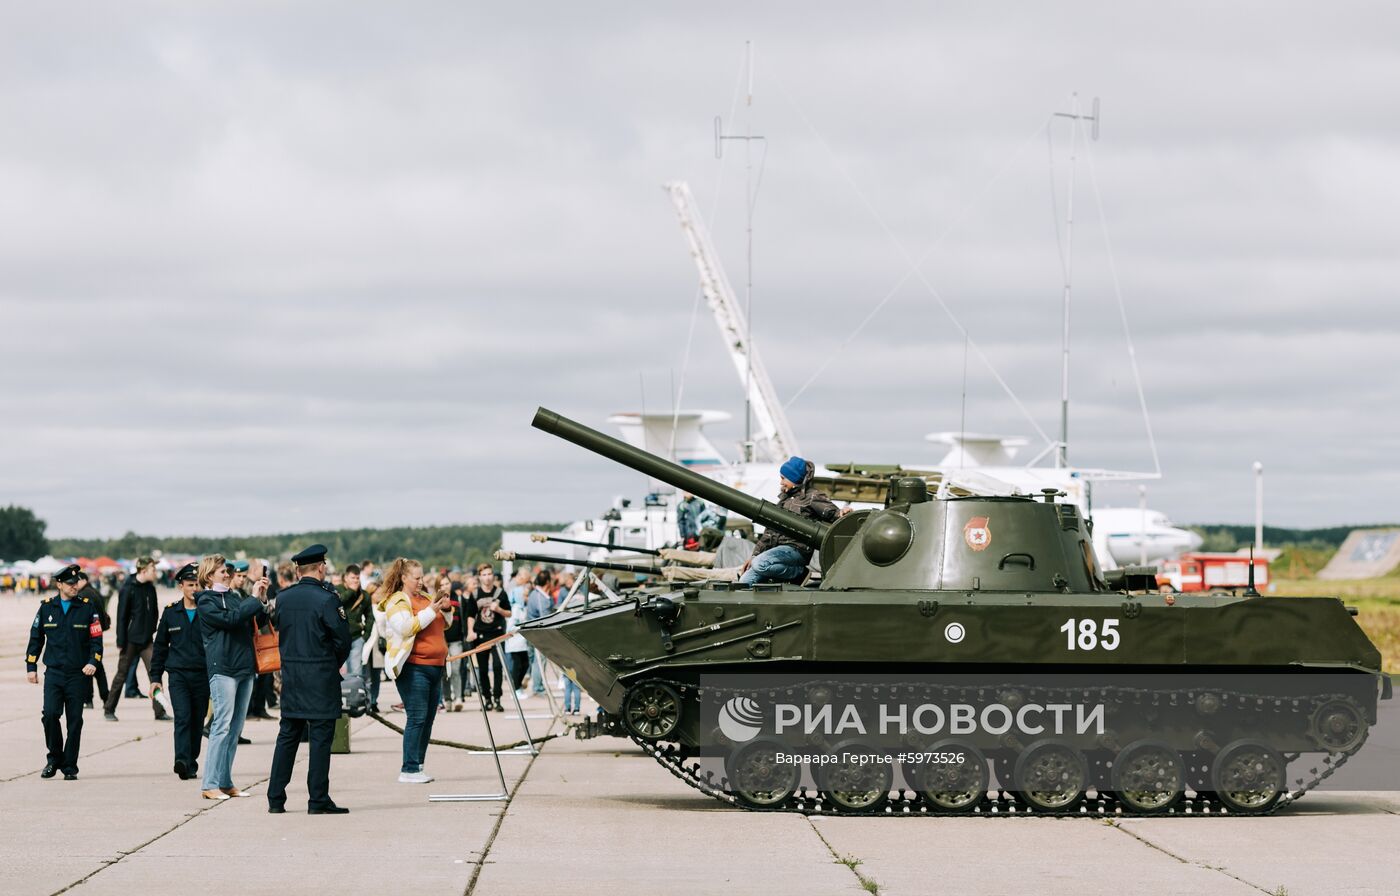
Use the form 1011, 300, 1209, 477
345, 637, 364, 678
395, 663, 443, 773
444, 641, 465, 702
563, 673, 581, 712
367, 666, 382, 709
123, 656, 142, 697
529, 645, 545, 693
739, 545, 808, 585
204, 673, 253, 790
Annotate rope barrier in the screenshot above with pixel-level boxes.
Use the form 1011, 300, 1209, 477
443, 632, 509, 663
373, 634, 567, 753
366, 710, 562, 753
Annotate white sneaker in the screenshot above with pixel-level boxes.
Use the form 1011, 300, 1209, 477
397, 772, 434, 784
515, 689, 530, 701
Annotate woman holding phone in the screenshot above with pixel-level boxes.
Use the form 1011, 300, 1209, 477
195, 553, 270, 801
377, 558, 452, 783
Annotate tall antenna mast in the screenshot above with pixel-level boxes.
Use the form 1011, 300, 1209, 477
715, 41, 765, 463
665, 181, 799, 462
1051, 94, 1100, 469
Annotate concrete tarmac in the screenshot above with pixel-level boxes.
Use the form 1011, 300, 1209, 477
3, 592, 1398, 896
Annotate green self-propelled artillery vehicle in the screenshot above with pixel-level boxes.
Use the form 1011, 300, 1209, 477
520, 407, 1391, 816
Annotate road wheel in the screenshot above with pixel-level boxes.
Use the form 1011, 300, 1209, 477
1210, 740, 1285, 814
908, 740, 987, 812
622, 681, 682, 741
1112, 740, 1185, 814
1014, 740, 1087, 812
725, 739, 799, 809
817, 741, 892, 813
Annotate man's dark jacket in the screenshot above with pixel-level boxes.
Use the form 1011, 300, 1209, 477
151, 603, 208, 680
751, 460, 839, 562
197, 588, 268, 678
277, 577, 352, 720
26, 594, 103, 672
336, 585, 372, 641
115, 576, 159, 648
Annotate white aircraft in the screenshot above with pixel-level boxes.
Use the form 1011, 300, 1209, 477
1084, 507, 1204, 568
498, 408, 783, 569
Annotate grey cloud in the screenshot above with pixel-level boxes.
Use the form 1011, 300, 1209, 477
2, 2, 1398, 537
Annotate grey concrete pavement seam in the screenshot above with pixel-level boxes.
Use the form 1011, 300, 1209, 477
49, 772, 274, 896
462, 718, 557, 896
43, 716, 380, 894
42, 716, 379, 893
806, 818, 881, 895
0, 729, 162, 783
1110, 821, 1279, 896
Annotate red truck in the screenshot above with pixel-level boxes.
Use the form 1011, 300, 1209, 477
1156, 552, 1270, 593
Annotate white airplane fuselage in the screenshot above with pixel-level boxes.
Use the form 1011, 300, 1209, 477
1088, 506, 1204, 567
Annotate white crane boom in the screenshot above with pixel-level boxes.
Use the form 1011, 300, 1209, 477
665, 180, 799, 463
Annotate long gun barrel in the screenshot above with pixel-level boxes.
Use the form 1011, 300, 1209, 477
494, 550, 661, 577
532, 407, 829, 547
530, 532, 661, 557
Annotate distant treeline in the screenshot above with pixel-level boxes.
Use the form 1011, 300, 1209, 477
44, 521, 1399, 574
48, 523, 566, 570
1184, 525, 1396, 553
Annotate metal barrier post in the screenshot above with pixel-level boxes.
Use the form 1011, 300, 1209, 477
429, 673, 509, 801
496, 642, 540, 755
428, 634, 517, 801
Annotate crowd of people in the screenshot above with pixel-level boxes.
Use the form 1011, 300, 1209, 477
25, 546, 589, 812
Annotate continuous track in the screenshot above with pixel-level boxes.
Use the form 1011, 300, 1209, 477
621, 678, 1368, 817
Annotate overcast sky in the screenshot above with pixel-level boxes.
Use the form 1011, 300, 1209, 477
2, 3, 1398, 538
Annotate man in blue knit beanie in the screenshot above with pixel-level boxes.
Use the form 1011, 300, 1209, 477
739, 456, 841, 585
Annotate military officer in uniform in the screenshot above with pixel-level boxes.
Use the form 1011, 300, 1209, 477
25, 564, 103, 780
266, 544, 352, 815
151, 563, 209, 780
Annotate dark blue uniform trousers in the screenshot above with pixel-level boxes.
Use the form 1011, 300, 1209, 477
43, 669, 86, 773
266, 717, 335, 810
167, 669, 210, 769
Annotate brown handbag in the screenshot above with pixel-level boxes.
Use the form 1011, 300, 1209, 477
252, 619, 281, 674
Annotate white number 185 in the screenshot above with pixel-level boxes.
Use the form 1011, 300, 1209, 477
1060, 618, 1120, 651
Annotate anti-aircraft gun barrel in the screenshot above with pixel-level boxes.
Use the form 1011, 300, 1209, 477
532, 407, 829, 548
494, 550, 661, 577
530, 532, 661, 557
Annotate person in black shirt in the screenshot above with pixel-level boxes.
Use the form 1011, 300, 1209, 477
104, 556, 168, 721
151, 563, 209, 780
441, 579, 466, 711
464, 563, 511, 711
